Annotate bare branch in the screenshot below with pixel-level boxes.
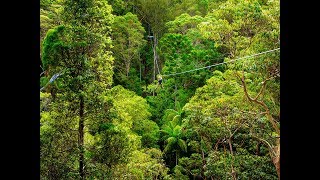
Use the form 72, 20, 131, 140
214, 139, 221, 151
254, 74, 279, 100
236, 71, 280, 135
250, 134, 276, 157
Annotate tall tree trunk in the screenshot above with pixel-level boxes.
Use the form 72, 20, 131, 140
127, 38, 131, 77
201, 149, 206, 179
256, 142, 261, 156
238, 72, 280, 179
174, 84, 177, 110
273, 140, 280, 178
152, 33, 157, 96
50, 88, 56, 101
79, 95, 85, 180
176, 151, 178, 166
126, 61, 130, 77
227, 138, 237, 180
139, 52, 141, 82
153, 34, 157, 82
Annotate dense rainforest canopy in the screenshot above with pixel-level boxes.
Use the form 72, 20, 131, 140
40, 0, 280, 179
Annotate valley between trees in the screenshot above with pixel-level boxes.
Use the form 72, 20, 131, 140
40, 0, 280, 179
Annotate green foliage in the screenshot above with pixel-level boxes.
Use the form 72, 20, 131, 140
107, 85, 151, 129
40, 77, 49, 87
172, 165, 189, 180
161, 115, 187, 167
113, 64, 143, 96
136, 119, 160, 148
205, 149, 277, 179
159, 33, 192, 62
182, 68, 278, 178
91, 124, 133, 168
41, 25, 65, 70
113, 148, 170, 179
161, 105, 183, 127
167, 0, 209, 19
199, 0, 279, 59
112, 12, 146, 74
41, 0, 115, 179
145, 86, 176, 123
161, 121, 187, 152
135, 0, 172, 35
40, 93, 79, 179
40, 0, 280, 179
146, 29, 222, 127
166, 13, 205, 35
174, 153, 204, 178
108, 0, 127, 15
106, 85, 160, 148
112, 12, 146, 94
40, 0, 62, 57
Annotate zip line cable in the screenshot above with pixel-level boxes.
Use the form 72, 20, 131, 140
162, 48, 280, 77
155, 50, 161, 75
39, 48, 279, 91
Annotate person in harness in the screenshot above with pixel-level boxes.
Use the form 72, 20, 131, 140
157, 74, 163, 89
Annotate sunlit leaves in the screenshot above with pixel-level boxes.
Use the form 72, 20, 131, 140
112, 12, 146, 77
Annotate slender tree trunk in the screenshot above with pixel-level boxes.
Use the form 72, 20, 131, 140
127, 39, 131, 77
140, 62, 142, 82
139, 52, 141, 82
273, 139, 280, 179
50, 88, 56, 101
153, 34, 157, 82
152, 33, 157, 96
176, 151, 178, 166
238, 72, 280, 179
227, 138, 237, 180
126, 61, 130, 77
256, 142, 261, 156
201, 149, 206, 179
199, 136, 207, 179
79, 95, 85, 180
174, 84, 177, 110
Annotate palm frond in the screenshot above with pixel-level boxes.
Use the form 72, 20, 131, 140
161, 124, 173, 135
172, 115, 181, 125
173, 125, 182, 137
178, 139, 187, 152
164, 137, 177, 153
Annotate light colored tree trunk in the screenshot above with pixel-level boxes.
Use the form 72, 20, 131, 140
152, 33, 157, 96
153, 34, 157, 82
237, 72, 280, 179
273, 140, 280, 178
227, 138, 237, 180
139, 52, 141, 82
79, 95, 85, 180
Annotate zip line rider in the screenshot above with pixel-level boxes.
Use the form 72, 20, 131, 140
157, 74, 163, 89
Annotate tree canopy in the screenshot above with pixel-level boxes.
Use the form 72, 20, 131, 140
40, 0, 280, 179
